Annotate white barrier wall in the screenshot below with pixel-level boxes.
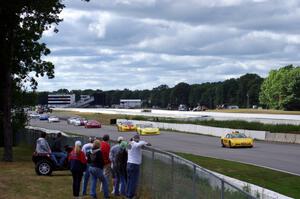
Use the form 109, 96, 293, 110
265, 132, 300, 144
117, 119, 267, 140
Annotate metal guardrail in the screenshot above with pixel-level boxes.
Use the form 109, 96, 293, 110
17, 129, 257, 199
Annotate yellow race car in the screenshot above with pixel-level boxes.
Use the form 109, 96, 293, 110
136, 124, 160, 135
221, 131, 253, 148
117, 121, 136, 132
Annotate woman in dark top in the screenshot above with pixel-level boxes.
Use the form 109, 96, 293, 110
69, 140, 87, 198
88, 140, 109, 199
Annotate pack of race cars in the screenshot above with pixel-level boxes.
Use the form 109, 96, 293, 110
30, 110, 254, 147
117, 120, 160, 135
29, 111, 101, 128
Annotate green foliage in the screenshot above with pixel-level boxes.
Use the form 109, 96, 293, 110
260, 65, 300, 110
129, 115, 300, 134
177, 152, 300, 198
42, 73, 263, 109
170, 82, 191, 106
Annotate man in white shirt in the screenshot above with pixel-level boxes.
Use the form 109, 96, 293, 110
126, 134, 151, 199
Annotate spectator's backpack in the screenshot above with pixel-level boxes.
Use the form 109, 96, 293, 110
115, 148, 127, 170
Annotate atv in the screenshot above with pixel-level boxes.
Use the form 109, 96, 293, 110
32, 145, 73, 176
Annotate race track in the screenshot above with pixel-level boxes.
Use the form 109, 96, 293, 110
29, 119, 300, 176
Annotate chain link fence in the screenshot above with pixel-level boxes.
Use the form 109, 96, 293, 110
17, 129, 257, 199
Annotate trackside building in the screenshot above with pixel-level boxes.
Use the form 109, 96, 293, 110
48, 94, 75, 108
120, 99, 142, 108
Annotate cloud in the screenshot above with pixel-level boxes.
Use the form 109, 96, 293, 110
36, 0, 300, 91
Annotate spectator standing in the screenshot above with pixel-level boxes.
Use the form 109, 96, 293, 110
36, 132, 59, 167
126, 135, 151, 199
69, 140, 87, 199
81, 137, 95, 195
114, 141, 128, 196
51, 132, 67, 167
109, 136, 124, 193
110, 137, 126, 195
88, 140, 109, 199
101, 134, 112, 190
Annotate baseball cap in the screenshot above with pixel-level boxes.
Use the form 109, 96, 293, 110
120, 141, 128, 149
117, 136, 124, 142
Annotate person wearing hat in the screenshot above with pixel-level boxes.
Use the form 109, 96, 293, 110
69, 140, 87, 199
109, 136, 124, 195
109, 137, 128, 196
114, 141, 128, 196
126, 135, 151, 199
81, 137, 95, 195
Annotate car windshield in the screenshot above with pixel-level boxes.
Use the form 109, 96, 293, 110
140, 124, 153, 128
231, 133, 247, 138
123, 121, 133, 125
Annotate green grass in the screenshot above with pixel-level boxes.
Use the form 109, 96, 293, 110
54, 110, 300, 134
176, 152, 300, 199
213, 108, 300, 115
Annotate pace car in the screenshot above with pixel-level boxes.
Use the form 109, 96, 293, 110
136, 124, 160, 135
117, 121, 136, 132
221, 131, 253, 148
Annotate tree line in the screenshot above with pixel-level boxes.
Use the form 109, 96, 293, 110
36, 73, 263, 109
35, 65, 300, 111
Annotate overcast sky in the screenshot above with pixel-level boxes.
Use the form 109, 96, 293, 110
37, 0, 300, 91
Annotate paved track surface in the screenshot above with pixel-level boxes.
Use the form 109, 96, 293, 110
30, 119, 300, 176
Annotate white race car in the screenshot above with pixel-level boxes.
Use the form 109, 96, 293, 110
67, 117, 79, 125
74, 118, 88, 126
29, 112, 40, 119
48, 116, 60, 123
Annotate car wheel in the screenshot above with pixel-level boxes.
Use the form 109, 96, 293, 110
221, 140, 225, 147
229, 141, 232, 148
35, 160, 53, 176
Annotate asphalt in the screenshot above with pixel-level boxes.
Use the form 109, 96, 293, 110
29, 119, 300, 176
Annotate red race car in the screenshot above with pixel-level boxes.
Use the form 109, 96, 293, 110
85, 120, 101, 128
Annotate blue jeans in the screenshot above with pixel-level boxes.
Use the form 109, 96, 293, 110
52, 152, 67, 167
82, 164, 90, 195
114, 172, 126, 196
126, 163, 140, 198
50, 154, 58, 166
89, 166, 109, 198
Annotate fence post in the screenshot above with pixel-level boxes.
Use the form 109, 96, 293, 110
221, 180, 224, 199
193, 164, 196, 198
171, 155, 174, 199
150, 150, 154, 197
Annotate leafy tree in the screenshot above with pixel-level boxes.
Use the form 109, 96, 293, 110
260, 65, 300, 110
0, 1, 64, 161
170, 82, 191, 107
54, 88, 70, 94
237, 74, 263, 107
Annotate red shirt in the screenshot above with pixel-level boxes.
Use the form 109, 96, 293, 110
69, 150, 87, 164
101, 141, 111, 165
